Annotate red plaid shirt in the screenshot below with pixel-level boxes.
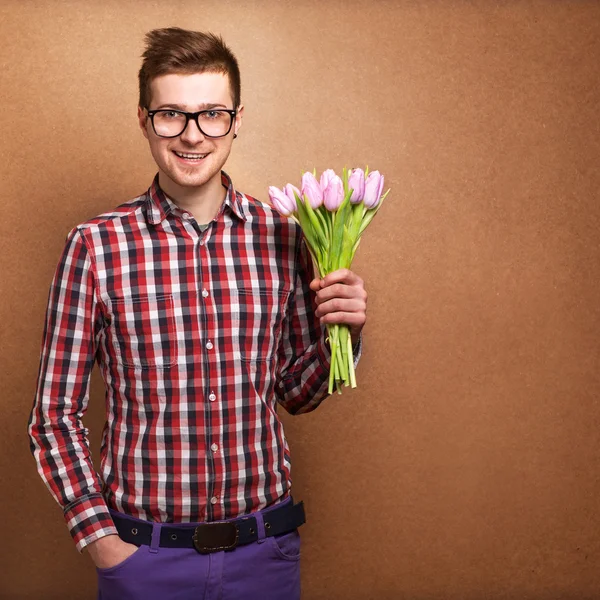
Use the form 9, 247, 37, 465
29, 172, 361, 552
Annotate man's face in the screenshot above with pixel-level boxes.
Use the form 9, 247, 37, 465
137, 71, 243, 192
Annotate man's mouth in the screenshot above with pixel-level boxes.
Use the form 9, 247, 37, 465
173, 151, 208, 162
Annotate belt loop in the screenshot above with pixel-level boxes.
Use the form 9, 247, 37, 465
254, 508, 266, 544
150, 522, 161, 554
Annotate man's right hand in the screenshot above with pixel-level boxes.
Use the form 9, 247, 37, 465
86, 534, 139, 570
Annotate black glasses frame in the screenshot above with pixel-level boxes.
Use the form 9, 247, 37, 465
146, 108, 237, 139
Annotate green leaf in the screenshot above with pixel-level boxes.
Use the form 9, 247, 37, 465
350, 237, 362, 262
358, 190, 387, 236
314, 207, 331, 255
342, 166, 349, 196
304, 198, 329, 250
330, 194, 351, 272
295, 194, 319, 250
340, 224, 355, 269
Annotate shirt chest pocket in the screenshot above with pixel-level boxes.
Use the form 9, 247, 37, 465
232, 287, 290, 362
109, 294, 178, 369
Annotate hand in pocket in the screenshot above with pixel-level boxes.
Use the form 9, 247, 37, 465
87, 534, 140, 570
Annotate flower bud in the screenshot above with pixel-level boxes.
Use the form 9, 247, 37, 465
323, 175, 344, 211
284, 183, 301, 207
348, 168, 365, 204
269, 185, 296, 216
301, 172, 323, 209
363, 171, 384, 209
320, 169, 336, 192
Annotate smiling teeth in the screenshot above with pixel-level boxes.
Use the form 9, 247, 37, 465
175, 152, 207, 159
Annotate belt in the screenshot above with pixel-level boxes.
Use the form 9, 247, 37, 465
111, 499, 306, 554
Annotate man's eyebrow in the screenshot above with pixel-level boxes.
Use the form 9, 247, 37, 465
154, 103, 228, 110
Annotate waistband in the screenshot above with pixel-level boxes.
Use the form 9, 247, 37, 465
109, 497, 306, 554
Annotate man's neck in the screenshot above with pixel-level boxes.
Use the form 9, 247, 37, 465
158, 170, 227, 224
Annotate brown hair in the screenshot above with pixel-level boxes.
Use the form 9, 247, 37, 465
138, 27, 241, 109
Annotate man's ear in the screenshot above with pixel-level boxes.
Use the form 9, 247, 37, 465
137, 106, 149, 140
233, 105, 244, 137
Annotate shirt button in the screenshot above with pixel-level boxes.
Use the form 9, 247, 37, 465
211, 443, 218, 452
202, 289, 209, 298
210, 496, 218, 505
182, 212, 192, 220
206, 341, 213, 350
199, 239, 205, 246
209, 392, 216, 402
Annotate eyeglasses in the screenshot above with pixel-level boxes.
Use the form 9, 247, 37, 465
146, 108, 237, 138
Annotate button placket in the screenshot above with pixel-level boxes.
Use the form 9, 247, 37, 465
197, 236, 219, 520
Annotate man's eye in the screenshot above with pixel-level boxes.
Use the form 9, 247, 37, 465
163, 111, 180, 119
203, 111, 220, 119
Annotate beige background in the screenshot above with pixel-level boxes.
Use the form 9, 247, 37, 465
2, 1, 600, 598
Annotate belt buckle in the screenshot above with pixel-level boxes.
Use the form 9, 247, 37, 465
193, 522, 239, 554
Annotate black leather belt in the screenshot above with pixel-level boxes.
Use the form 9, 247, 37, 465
112, 500, 306, 554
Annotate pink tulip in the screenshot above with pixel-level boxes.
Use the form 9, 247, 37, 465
320, 169, 336, 192
301, 172, 323, 209
363, 171, 384, 209
323, 174, 344, 211
348, 168, 365, 204
268, 185, 296, 216
284, 183, 301, 207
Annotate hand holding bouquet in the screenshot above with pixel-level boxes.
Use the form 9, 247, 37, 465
269, 167, 388, 394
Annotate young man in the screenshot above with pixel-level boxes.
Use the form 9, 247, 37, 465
28, 27, 367, 600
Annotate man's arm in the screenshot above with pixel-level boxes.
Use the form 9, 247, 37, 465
275, 236, 365, 414
27, 227, 120, 554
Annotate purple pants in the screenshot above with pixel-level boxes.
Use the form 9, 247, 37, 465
96, 501, 301, 600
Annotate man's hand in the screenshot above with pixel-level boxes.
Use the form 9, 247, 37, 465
86, 534, 139, 570
310, 268, 367, 345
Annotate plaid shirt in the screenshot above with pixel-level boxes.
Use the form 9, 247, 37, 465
28, 172, 361, 552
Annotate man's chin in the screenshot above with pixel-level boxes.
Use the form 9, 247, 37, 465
167, 169, 216, 189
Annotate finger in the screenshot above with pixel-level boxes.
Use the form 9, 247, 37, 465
321, 268, 362, 288
309, 277, 321, 293
319, 310, 366, 328
316, 282, 367, 304
315, 298, 365, 318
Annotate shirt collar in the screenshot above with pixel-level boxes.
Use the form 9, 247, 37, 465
144, 171, 246, 226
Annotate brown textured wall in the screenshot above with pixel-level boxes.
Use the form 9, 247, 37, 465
2, 1, 600, 598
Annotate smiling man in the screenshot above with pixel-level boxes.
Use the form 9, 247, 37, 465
28, 27, 366, 600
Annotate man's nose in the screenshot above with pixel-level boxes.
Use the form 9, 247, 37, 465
180, 116, 205, 144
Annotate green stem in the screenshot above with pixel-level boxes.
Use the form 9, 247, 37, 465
347, 333, 356, 388
336, 344, 347, 386
337, 325, 350, 385
328, 325, 337, 394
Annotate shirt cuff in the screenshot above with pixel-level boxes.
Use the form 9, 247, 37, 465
316, 325, 332, 372
64, 494, 118, 553
352, 331, 363, 368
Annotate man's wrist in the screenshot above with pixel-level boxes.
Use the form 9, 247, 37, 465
85, 533, 120, 557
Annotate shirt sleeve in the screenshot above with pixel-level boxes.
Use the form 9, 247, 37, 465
275, 233, 363, 414
27, 227, 117, 552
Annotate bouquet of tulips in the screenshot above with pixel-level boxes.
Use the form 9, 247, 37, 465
269, 167, 388, 394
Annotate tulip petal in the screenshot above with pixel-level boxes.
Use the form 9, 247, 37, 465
323, 175, 344, 211
301, 172, 324, 209
348, 168, 365, 204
